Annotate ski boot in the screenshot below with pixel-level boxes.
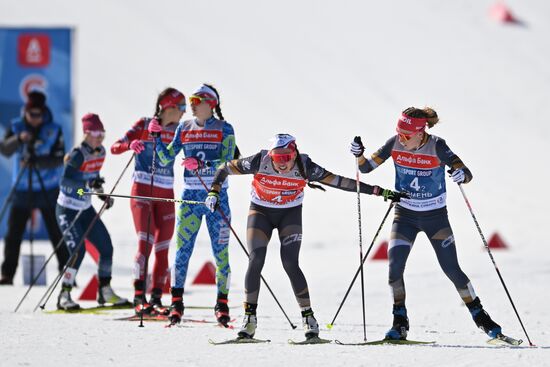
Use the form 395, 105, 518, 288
301, 307, 320, 339
57, 284, 80, 310
168, 299, 184, 325
385, 304, 409, 340
215, 294, 231, 327
150, 288, 170, 316
238, 302, 257, 339
466, 297, 502, 338
97, 277, 129, 306
133, 294, 153, 315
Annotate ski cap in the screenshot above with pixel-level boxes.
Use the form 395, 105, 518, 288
270, 133, 297, 151
82, 113, 105, 132
159, 89, 186, 111
397, 113, 427, 133
25, 90, 46, 111
191, 84, 218, 108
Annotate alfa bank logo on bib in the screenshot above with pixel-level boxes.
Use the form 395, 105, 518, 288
18, 34, 51, 67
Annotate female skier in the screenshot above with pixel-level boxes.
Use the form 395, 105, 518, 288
56, 113, 127, 310
111, 88, 185, 315
205, 133, 405, 340
148, 84, 236, 325
350, 106, 504, 340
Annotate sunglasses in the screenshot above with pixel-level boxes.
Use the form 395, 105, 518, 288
396, 128, 421, 142
27, 111, 43, 119
87, 130, 106, 138
270, 151, 296, 164
189, 95, 216, 106
176, 103, 186, 112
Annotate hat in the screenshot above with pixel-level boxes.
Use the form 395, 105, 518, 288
270, 133, 297, 150
25, 91, 46, 110
159, 89, 186, 110
82, 113, 105, 132
397, 113, 427, 133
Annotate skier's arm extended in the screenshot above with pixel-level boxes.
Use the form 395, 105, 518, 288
209, 152, 262, 192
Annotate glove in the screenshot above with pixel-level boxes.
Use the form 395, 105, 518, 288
205, 191, 220, 213
381, 189, 410, 203
148, 118, 162, 137
450, 169, 465, 184
350, 136, 365, 157
129, 140, 145, 154
88, 177, 105, 190
98, 194, 114, 209
182, 157, 204, 171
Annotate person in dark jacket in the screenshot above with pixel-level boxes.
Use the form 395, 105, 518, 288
0, 91, 69, 285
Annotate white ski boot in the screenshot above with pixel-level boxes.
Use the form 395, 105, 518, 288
57, 285, 80, 310
302, 308, 319, 339
97, 284, 128, 306
238, 302, 257, 338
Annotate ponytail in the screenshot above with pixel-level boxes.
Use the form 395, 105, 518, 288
204, 83, 225, 120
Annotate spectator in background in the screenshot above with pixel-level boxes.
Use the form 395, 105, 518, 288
0, 91, 69, 285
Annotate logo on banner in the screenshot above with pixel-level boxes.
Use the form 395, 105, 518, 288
18, 34, 51, 67
19, 74, 48, 102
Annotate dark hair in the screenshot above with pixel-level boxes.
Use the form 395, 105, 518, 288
204, 83, 224, 120
402, 106, 439, 128
294, 147, 326, 191
154, 87, 180, 120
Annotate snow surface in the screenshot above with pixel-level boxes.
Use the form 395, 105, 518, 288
1, 0, 549, 366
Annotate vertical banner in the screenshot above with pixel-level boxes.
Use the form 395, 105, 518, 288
0, 28, 73, 239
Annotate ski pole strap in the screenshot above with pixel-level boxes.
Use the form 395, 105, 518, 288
77, 189, 205, 205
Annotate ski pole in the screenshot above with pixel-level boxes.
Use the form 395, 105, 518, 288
355, 157, 368, 341
14, 208, 84, 312
457, 183, 534, 346
327, 202, 394, 329
34, 154, 135, 311
0, 162, 27, 224
139, 134, 158, 327
77, 190, 204, 206
194, 170, 297, 329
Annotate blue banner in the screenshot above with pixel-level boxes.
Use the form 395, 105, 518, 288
0, 28, 73, 239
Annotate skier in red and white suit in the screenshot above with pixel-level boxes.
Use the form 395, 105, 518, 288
111, 88, 186, 314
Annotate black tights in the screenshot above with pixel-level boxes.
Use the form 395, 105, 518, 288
245, 203, 310, 308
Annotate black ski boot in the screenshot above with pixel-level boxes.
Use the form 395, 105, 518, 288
238, 302, 257, 338
150, 287, 169, 316
466, 297, 502, 338
385, 304, 409, 340
215, 294, 231, 327
168, 288, 184, 324
133, 280, 152, 315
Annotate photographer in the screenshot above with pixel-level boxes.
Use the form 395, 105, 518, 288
0, 91, 69, 285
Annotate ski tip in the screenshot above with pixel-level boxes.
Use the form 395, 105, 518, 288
326, 323, 333, 330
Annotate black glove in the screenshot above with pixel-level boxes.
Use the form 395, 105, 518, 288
381, 189, 410, 203
88, 177, 105, 190
97, 194, 114, 209
350, 136, 365, 157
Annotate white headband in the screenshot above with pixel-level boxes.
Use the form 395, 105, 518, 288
193, 84, 218, 103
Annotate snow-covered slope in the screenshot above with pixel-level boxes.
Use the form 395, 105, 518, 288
1, 1, 549, 366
